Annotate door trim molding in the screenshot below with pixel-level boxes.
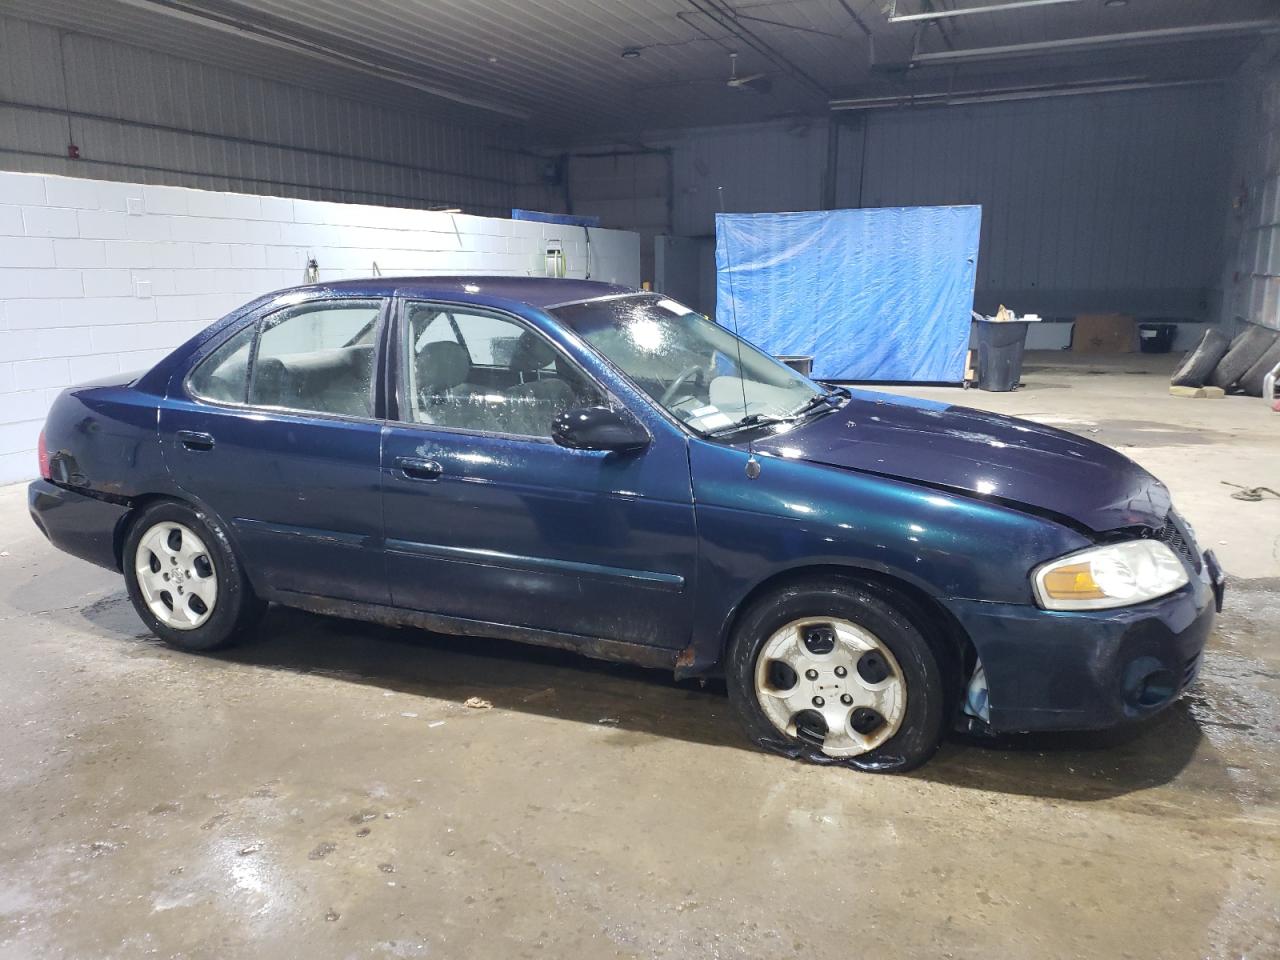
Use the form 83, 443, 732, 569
233, 517, 374, 548
385, 538, 685, 592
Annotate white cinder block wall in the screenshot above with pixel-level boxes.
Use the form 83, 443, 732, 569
0, 171, 641, 485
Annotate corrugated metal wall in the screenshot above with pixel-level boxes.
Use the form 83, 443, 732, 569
1219, 48, 1280, 332
0, 13, 529, 217
564, 84, 1235, 320
856, 87, 1232, 319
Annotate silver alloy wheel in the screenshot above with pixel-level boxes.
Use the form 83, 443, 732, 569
754, 617, 907, 758
134, 521, 218, 631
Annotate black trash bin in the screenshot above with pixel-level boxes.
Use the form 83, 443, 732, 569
973, 319, 1030, 392
776, 355, 814, 377
1138, 323, 1176, 354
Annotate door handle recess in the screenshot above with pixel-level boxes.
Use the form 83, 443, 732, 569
177, 430, 215, 452
395, 457, 443, 481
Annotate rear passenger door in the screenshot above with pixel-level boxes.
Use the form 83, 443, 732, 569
160, 296, 389, 604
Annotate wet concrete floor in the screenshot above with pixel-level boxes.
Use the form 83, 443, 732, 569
1, 353, 1277, 959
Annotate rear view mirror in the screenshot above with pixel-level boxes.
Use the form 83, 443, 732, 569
552, 406, 650, 453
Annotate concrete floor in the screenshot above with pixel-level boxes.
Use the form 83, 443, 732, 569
1, 351, 1277, 960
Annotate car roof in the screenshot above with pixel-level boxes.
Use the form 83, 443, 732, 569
291, 276, 640, 309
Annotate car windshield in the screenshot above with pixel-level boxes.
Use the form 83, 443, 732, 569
551, 295, 829, 434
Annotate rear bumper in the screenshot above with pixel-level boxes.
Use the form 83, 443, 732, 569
942, 552, 1220, 732
28, 479, 129, 572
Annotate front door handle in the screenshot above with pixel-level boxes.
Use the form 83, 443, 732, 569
395, 457, 443, 481
177, 430, 215, 452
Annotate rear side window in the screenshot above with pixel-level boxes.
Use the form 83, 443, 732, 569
188, 300, 383, 418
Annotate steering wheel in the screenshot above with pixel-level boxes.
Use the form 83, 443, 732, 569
659, 364, 708, 407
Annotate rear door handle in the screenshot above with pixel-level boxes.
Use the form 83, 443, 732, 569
395, 457, 443, 481
177, 430, 215, 452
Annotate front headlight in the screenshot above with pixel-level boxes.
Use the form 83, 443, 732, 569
1032, 540, 1189, 611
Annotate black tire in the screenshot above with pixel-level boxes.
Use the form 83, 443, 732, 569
725, 577, 946, 773
1170, 329, 1230, 388
1239, 337, 1280, 398
1209, 323, 1279, 390
123, 500, 266, 652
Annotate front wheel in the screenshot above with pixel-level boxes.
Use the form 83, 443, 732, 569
726, 578, 946, 773
123, 501, 265, 652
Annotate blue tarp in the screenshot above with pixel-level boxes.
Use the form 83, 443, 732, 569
511, 209, 602, 227
715, 206, 981, 382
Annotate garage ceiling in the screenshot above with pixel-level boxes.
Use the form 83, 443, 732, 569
6, 0, 1278, 138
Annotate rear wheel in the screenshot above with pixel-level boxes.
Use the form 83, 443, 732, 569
726, 578, 946, 772
123, 501, 265, 651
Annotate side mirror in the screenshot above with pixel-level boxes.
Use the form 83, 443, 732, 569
552, 406, 650, 453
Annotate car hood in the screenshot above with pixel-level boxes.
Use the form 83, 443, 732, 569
752, 389, 1170, 533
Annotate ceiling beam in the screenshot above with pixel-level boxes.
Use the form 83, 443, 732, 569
888, 0, 1085, 24
111, 0, 531, 120
830, 76, 1224, 110
912, 19, 1280, 64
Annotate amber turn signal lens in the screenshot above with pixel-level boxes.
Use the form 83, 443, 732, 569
1040, 562, 1107, 600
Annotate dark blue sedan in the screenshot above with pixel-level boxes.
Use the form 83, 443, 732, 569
29, 277, 1225, 771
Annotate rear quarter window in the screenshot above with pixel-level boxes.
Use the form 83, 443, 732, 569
188, 325, 255, 403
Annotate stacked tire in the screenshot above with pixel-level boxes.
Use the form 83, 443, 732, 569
1171, 323, 1280, 397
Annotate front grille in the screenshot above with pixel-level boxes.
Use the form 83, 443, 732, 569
1157, 511, 1201, 572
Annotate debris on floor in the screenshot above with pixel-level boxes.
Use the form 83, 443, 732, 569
308, 842, 337, 861
1223, 482, 1280, 502
463, 697, 493, 710
1169, 385, 1224, 398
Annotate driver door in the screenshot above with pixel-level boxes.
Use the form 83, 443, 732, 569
380, 299, 698, 652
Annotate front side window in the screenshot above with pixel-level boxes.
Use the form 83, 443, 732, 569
551, 295, 825, 434
189, 299, 382, 418
402, 302, 604, 438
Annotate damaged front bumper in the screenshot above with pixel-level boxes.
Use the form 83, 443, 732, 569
943, 550, 1222, 733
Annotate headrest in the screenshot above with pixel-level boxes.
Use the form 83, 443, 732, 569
419, 341, 471, 390
509, 330, 557, 376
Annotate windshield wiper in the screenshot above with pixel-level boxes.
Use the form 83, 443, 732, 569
704, 386, 847, 439
704, 412, 793, 438
786, 385, 848, 419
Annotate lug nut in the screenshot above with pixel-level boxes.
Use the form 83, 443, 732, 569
812, 696, 825, 708
840, 693, 853, 705
805, 669, 818, 681
163, 573, 170, 581
834, 665, 847, 678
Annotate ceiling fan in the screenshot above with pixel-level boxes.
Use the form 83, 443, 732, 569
726, 52, 772, 94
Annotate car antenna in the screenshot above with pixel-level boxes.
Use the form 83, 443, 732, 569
717, 186, 761, 480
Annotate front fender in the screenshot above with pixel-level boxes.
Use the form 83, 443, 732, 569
685, 439, 1089, 674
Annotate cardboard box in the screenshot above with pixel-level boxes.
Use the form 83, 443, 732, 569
1072, 313, 1136, 353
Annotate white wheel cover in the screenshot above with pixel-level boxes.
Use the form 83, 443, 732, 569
134, 521, 218, 631
754, 617, 907, 758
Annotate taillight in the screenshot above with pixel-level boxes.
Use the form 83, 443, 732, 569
37, 429, 51, 480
